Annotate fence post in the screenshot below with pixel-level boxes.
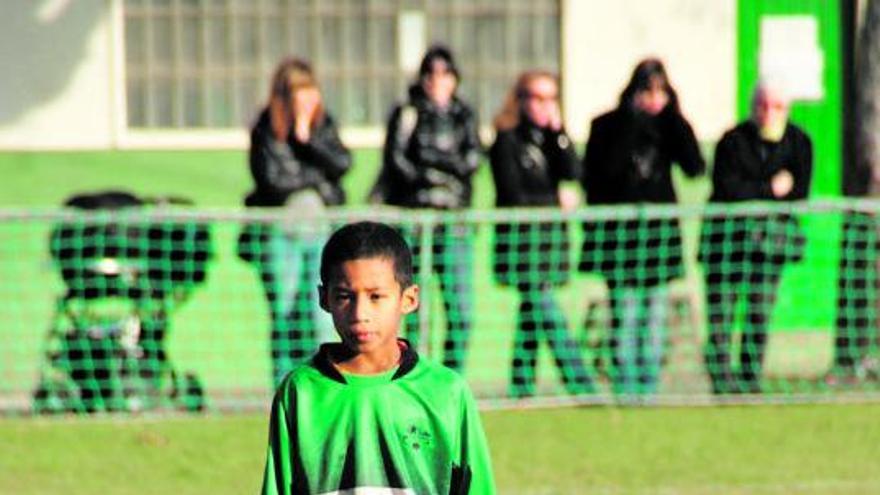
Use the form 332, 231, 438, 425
417, 214, 434, 358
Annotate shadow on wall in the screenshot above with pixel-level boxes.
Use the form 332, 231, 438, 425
0, 0, 106, 124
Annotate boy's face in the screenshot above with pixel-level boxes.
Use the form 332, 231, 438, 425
319, 257, 419, 355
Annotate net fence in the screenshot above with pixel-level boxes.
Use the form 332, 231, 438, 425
1, 200, 879, 414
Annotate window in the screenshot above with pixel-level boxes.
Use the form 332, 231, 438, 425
124, 0, 560, 129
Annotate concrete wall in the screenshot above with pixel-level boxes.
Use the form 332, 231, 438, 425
563, 0, 736, 143
0, 0, 736, 150
0, 0, 118, 149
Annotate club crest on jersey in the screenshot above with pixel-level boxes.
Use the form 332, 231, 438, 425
401, 423, 433, 451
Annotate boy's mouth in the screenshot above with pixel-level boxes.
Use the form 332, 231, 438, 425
349, 328, 374, 343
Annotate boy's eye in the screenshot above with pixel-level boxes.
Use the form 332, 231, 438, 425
370, 293, 384, 301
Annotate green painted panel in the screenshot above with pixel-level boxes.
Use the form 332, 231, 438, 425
737, 0, 843, 197
737, 0, 844, 333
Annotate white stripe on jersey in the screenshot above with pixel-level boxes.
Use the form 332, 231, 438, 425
318, 488, 417, 495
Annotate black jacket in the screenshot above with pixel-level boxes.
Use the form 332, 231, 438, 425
700, 121, 813, 266
244, 109, 351, 207
579, 106, 705, 287
374, 85, 481, 209
490, 120, 579, 287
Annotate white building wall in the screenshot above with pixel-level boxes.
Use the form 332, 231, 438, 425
0, 0, 736, 150
562, 0, 736, 143
0, 0, 117, 150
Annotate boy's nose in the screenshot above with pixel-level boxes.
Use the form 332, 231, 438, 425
351, 295, 371, 321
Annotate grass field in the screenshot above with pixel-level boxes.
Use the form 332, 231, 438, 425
2, 403, 879, 494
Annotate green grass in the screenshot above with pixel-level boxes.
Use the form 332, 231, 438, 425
0, 148, 482, 208
1, 404, 879, 494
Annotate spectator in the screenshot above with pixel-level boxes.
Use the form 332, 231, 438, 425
490, 69, 593, 398
241, 57, 352, 386
831, 209, 877, 386
372, 45, 482, 372
700, 79, 812, 394
829, 0, 880, 386
579, 58, 705, 397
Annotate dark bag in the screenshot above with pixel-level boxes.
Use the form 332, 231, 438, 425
493, 221, 571, 288
748, 215, 806, 264
369, 104, 418, 205
236, 223, 264, 264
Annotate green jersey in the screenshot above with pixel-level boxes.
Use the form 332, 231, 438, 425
261, 342, 496, 495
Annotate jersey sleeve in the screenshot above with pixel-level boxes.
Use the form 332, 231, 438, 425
261, 381, 303, 495
454, 384, 496, 495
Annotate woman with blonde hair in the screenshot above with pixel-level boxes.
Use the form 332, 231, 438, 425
490, 70, 593, 398
240, 57, 351, 386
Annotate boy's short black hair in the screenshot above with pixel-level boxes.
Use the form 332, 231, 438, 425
320, 221, 414, 288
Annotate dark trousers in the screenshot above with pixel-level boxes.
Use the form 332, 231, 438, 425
833, 211, 878, 372
704, 261, 782, 394
510, 283, 593, 397
405, 224, 474, 371
607, 284, 668, 396
258, 232, 330, 386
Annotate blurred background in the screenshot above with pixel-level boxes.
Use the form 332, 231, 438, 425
1, 1, 879, 494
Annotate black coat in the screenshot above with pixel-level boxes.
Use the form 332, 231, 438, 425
238, 110, 351, 265
373, 85, 481, 209
579, 107, 705, 287
699, 121, 813, 267
490, 121, 579, 287
244, 109, 351, 207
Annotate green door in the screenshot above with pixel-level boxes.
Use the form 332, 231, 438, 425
737, 0, 844, 339
737, 0, 843, 197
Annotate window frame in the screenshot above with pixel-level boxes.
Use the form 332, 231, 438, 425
112, 0, 560, 149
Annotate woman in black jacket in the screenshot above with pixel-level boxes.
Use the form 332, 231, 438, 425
373, 45, 482, 372
490, 70, 593, 398
242, 57, 351, 386
700, 80, 812, 394
580, 59, 705, 397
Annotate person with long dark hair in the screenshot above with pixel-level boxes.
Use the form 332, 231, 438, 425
373, 45, 482, 372
490, 70, 593, 398
241, 57, 351, 386
579, 58, 705, 397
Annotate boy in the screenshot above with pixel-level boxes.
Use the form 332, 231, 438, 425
260, 221, 496, 495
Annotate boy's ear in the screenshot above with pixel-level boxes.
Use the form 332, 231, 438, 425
317, 285, 329, 312
401, 284, 420, 315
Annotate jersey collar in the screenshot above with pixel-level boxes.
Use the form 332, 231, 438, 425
312, 339, 420, 384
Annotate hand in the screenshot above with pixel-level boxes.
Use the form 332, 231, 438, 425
558, 186, 580, 212
294, 120, 311, 143
771, 169, 794, 198
293, 87, 321, 142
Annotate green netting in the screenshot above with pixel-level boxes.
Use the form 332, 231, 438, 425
2, 201, 879, 415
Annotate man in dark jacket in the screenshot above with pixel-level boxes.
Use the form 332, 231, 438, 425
374, 45, 481, 372
700, 79, 813, 394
